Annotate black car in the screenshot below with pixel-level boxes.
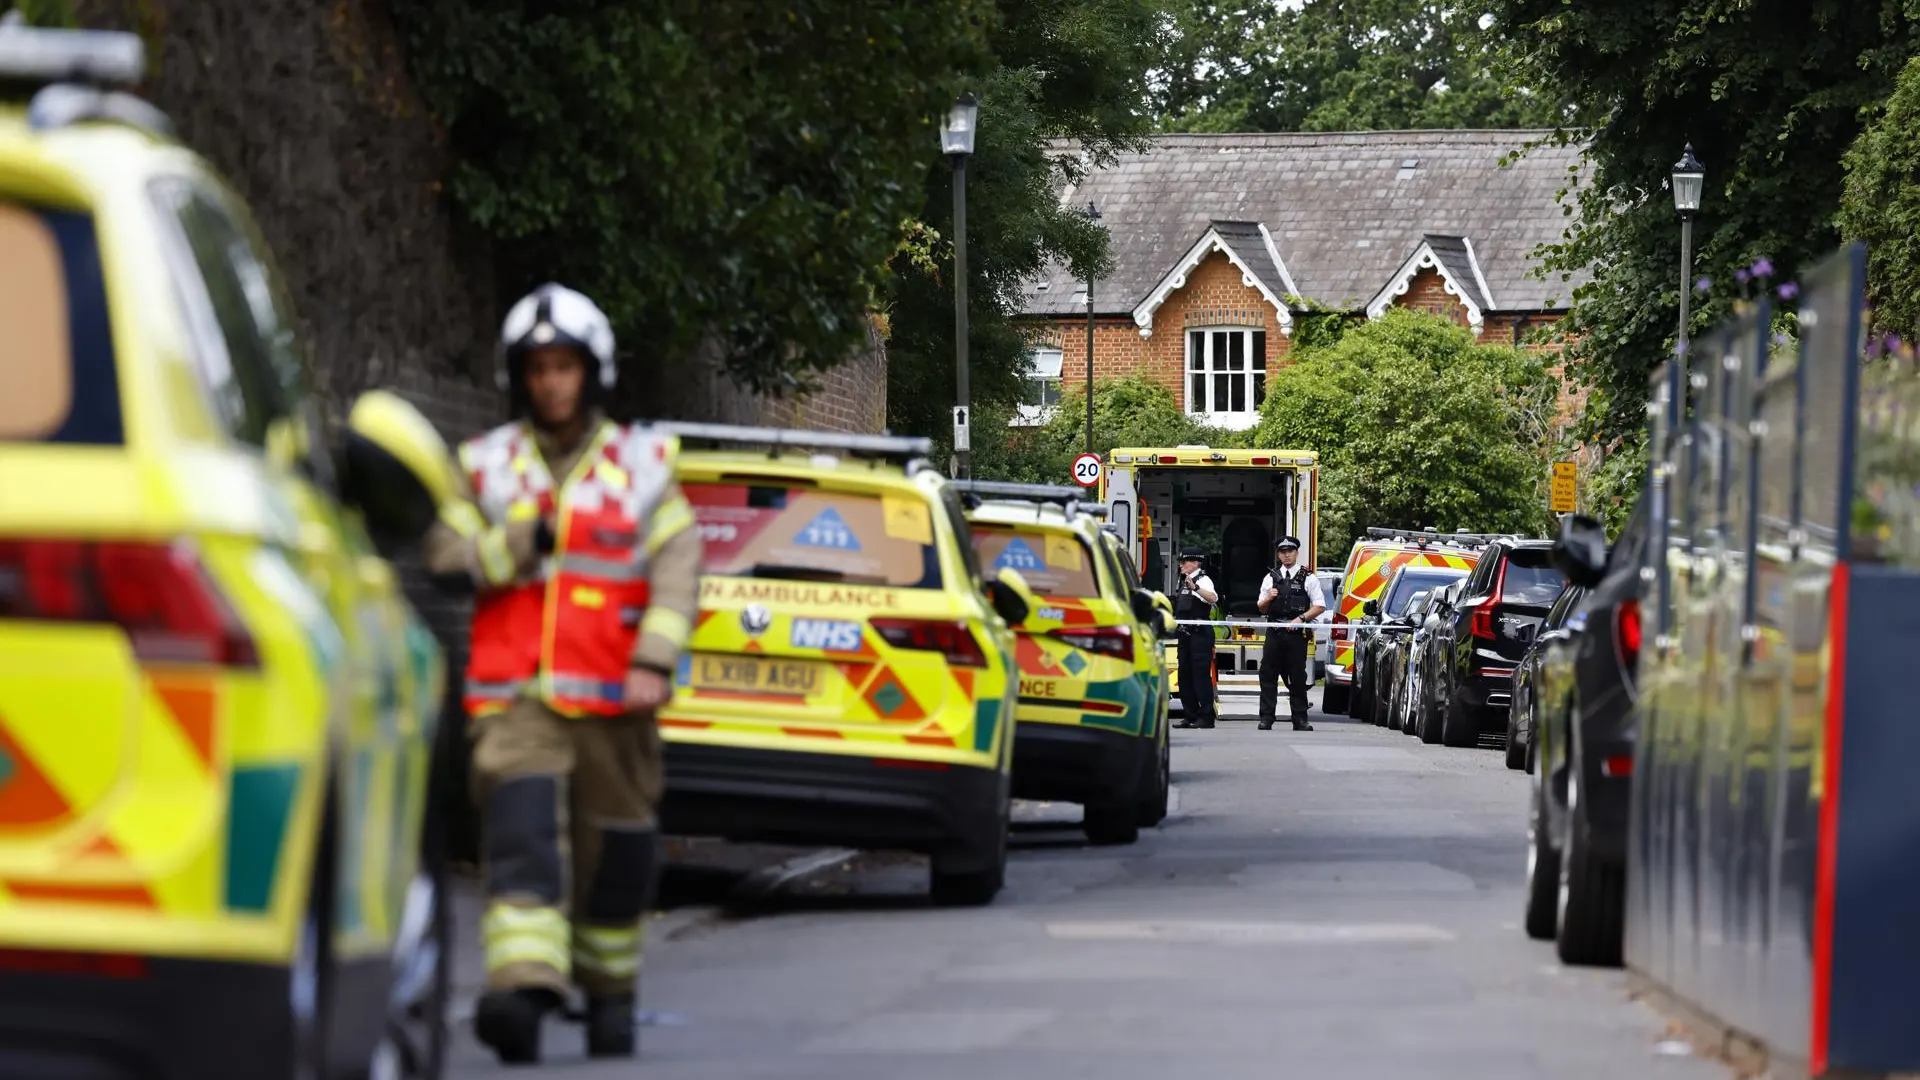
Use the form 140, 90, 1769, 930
1349, 563, 1470, 724
1409, 580, 1464, 743
1523, 506, 1649, 967
1377, 587, 1437, 731
1506, 583, 1586, 769
1430, 538, 1567, 747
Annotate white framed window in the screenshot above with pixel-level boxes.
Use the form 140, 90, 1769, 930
1186, 327, 1266, 429
1012, 347, 1064, 427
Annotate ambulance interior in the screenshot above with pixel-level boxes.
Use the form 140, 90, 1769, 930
1113, 467, 1310, 641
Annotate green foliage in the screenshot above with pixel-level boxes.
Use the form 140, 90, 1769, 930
885, 0, 1162, 440
13, 0, 77, 26
1840, 53, 1920, 343
385, 1, 993, 393
1153, 0, 1565, 133
1252, 309, 1560, 554
1484, 0, 1920, 454
965, 375, 1232, 483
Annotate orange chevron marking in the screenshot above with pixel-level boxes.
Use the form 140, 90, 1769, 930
780, 726, 844, 739
150, 677, 217, 769
6, 878, 156, 909
903, 733, 956, 747
949, 667, 975, 698
0, 721, 69, 827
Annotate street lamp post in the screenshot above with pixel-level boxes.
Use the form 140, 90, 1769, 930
1671, 143, 1704, 360
1084, 200, 1100, 456
1659, 142, 1704, 659
941, 93, 979, 478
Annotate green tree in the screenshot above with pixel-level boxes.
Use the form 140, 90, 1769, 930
1252, 309, 1559, 554
1840, 53, 1920, 343
1484, 0, 1920, 454
884, 0, 1163, 441
1154, 0, 1564, 133
385, 1, 993, 393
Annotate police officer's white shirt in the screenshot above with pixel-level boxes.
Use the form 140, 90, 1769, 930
1181, 573, 1216, 599
1260, 565, 1327, 611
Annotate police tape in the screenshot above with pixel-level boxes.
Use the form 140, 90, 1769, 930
1172, 619, 1413, 634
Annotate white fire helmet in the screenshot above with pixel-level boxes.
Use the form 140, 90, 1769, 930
495, 283, 617, 392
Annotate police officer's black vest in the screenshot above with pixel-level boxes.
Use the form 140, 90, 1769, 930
1174, 574, 1212, 620
1266, 564, 1312, 622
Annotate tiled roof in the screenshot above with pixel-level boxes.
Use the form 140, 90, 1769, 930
1024, 130, 1587, 319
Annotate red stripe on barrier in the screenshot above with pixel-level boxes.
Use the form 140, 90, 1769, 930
1811, 561, 1850, 1075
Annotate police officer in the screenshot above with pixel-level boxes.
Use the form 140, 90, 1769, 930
1171, 547, 1219, 730
424, 283, 702, 1063
1256, 536, 1325, 731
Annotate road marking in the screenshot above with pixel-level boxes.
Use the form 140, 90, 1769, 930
1289, 745, 1430, 772
729, 847, 860, 901
1043, 920, 1455, 944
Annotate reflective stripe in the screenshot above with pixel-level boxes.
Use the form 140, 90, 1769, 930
466, 679, 525, 701
555, 553, 643, 581
644, 495, 694, 555
507, 500, 541, 523
639, 607, 691, 651
482, 903, 570, 976
572, 922, 643, 979
476, 526, 516, 586
549, 672, 624, 704
439, 500, 485, 538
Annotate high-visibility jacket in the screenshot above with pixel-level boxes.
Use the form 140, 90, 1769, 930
458, 419, 679, 717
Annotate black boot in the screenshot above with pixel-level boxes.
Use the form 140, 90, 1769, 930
1293, 718, 1314, 731
474, 987, 561, 1065
1257, 718, 1274, 730
585, 993, 638, 1058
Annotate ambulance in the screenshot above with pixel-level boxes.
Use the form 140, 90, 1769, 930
1099, 446, 1320, 709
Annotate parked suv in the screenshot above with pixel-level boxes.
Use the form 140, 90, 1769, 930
1431, 537, 1567, 747
1351, 563, 1469, 726
1524, 505, 1650, 967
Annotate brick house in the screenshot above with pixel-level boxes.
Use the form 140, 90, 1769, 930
1017, 131, 1587, 430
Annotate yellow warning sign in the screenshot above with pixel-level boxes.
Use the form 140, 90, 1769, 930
882, 495, 932, 544
1550, 461, 1578, 514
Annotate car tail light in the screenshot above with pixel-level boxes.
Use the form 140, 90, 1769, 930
1050, 624, 1134, 662
1331, 612, 1349, 642
1616, 597, 1642, 676
0, 539, 259, 667
1470, 604, 1495, 640
1602, 754, 1634, 778
871, 618, 987, 667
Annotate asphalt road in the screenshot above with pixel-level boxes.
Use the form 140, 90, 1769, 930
447, 694, 1729, 1079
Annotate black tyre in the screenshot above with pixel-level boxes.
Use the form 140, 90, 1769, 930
1084, 801, 1141, 846
291, 790, 339, 1080
1504, 706, 1528, 770
931, 802, 1007, 907
1137, 727, 1171, 828
1321, 683, 1349, 716
1440, 695, 1477, 748
1523, 743, 1559, 941
1555, 758, 1625, 966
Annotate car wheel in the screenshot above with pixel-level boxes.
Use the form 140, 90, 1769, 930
1504, 705, 1528, 770
1554, 754, 1625, 966
1084, 801, 1141, 846
931, 798, 1007, 907
1321, 683, 1349, 715
1440, 693, 1477, 748
1523, 741, 1559, 941
1137, 727, 1170, 828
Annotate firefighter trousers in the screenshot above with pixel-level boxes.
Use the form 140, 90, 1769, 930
469, 695, 665, 998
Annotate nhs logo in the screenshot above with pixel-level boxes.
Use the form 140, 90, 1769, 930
790, 618, 864, 652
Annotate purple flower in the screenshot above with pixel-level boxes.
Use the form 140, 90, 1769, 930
1735, 268, 1751, 284
1694, 276, 1712, 293
1675, 337, 1690, 357
1751, 257, 1775, 278
1777, 281, 1800, 301
1868, 335, 1885, 358
1891, 335, 1905, 355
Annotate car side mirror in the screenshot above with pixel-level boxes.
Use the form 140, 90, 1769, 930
986, 567, 1035, 627
337, 390, 460, 547
1551, 513, 1609, 588
1130, 588, 1157, 624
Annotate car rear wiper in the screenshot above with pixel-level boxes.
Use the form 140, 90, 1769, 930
745, 563, 888, 585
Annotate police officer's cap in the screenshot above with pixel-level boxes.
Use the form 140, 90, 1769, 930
1276, 536, 1301, 550
1178, 547, 1207, 561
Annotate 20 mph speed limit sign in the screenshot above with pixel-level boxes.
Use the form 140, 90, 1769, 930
1071, 453, 1103, 488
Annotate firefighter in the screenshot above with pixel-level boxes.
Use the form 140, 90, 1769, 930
1172, 547, 1219, 730
1256, 536, 1325, 731
423, 283, 701, 1064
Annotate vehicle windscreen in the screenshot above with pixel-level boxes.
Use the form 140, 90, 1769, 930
0, 200, 122, 444
683, 480, 940, 588
1384, 569, 1466, 615
1501, 550, 1567, 606
971, 526, 1100, 598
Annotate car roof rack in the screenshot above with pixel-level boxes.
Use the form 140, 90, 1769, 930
648, 420, 932, 466
1363, 526, 1514, 549
951, 479, 1107, 519
0, 15, 173, 138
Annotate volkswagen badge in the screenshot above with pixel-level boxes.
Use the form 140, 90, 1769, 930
740, 604, 772, 636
